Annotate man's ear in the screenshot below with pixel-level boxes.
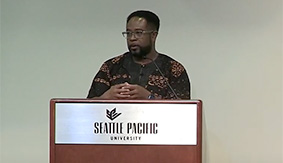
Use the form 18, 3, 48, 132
152, 31, 158, 40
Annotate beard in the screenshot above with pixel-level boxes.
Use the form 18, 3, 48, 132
129, 44, 152, 59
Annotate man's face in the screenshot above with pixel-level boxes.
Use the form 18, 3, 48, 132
126, 17, 156, 58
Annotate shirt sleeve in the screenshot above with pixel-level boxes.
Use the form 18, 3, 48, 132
168, 60, 191, 99
87, 63, 111, 98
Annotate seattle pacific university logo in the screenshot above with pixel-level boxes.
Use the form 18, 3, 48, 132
106, 108, 121, 120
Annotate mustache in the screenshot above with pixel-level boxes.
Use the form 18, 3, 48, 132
129, 44, 140, 48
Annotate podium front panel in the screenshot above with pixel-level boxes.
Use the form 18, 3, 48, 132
50, 99, 202, 163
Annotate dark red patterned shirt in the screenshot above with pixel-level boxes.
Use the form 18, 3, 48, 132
87, 52, 191, 99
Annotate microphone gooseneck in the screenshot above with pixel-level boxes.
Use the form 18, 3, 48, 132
143, 56, 179, 99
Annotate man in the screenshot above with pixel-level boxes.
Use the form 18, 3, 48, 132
87, 10, 190, 99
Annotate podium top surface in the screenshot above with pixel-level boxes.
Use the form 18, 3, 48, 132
50, 98, 202, 104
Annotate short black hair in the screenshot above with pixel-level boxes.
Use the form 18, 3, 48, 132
127, 10, 160, 31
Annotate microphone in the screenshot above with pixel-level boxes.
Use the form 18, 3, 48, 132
143, 56, 179, 99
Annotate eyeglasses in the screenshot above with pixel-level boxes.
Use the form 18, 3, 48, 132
122, 30, 155, 39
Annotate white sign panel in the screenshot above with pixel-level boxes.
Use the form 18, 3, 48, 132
55, 103, 197, 145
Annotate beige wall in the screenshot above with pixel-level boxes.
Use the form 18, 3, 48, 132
1, 0, 282, 162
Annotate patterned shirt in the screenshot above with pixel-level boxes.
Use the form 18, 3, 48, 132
87, 52, 191, 99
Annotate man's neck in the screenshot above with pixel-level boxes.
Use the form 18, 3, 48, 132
133, 51, 158, 65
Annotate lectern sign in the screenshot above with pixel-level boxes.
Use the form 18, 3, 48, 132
55, 102, 197, 145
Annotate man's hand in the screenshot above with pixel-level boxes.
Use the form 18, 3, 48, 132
100, 82, 151, 99
120, 83, 151, 99
100, 83, 131, 99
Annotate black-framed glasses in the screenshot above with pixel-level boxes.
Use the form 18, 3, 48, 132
122, 30, 155, 39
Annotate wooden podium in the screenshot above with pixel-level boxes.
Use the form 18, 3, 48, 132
50, 99, 202, 163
